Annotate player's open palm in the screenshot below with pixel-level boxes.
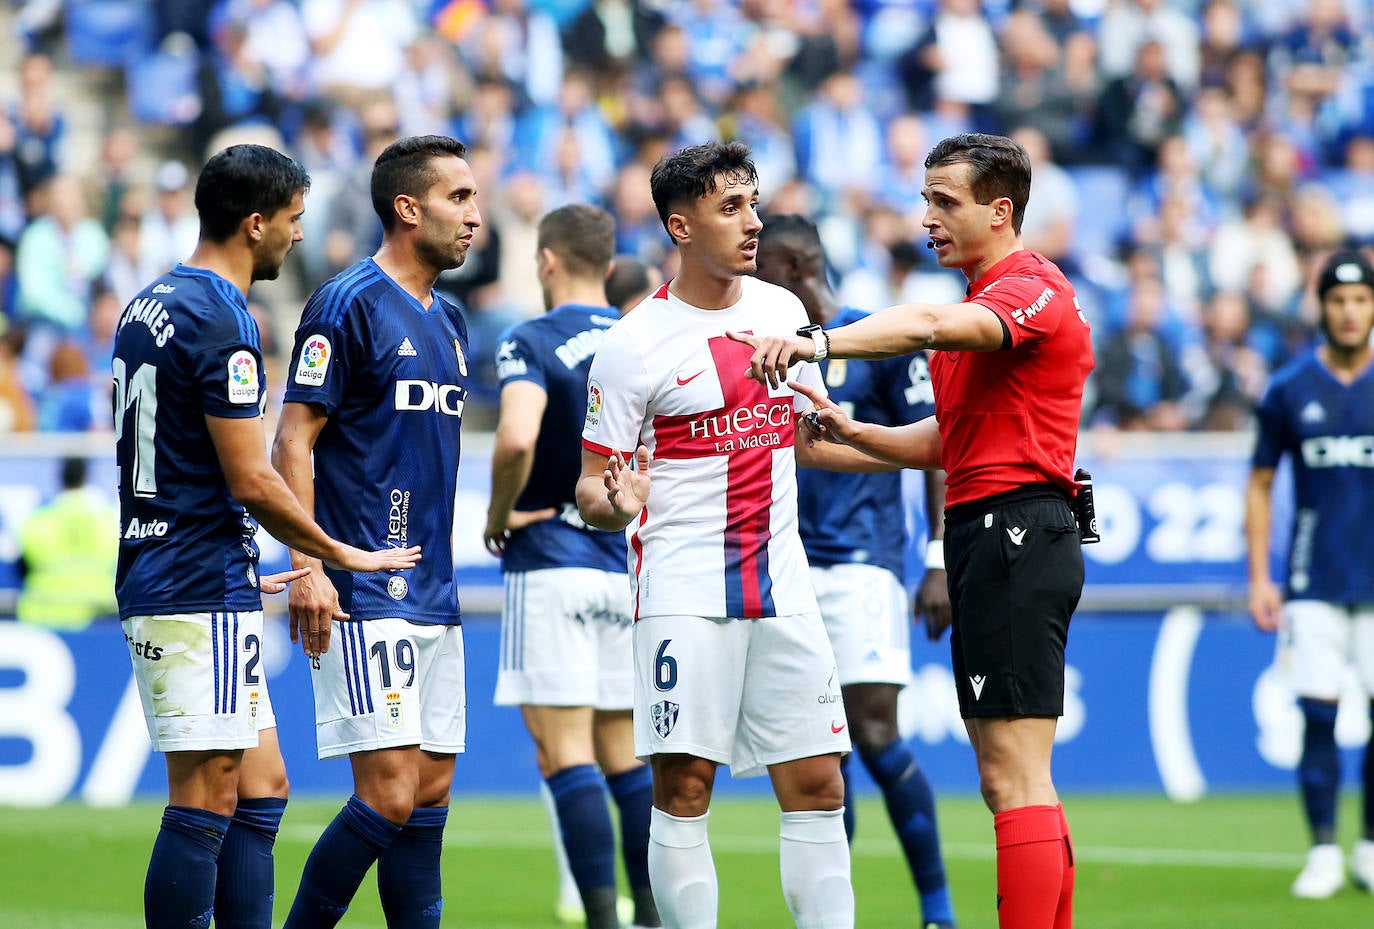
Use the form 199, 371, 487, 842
329, 543, 422, 574
289, 565, 349, 658
1248, 577, 1283, 632
605, 446, 652, 520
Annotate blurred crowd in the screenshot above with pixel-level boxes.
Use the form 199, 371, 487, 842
0, 0, 1371, 432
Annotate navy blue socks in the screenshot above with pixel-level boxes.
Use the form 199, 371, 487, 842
283, 795, 402, 929
145, 805, 230, 929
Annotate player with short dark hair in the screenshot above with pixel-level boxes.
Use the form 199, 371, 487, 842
606, 255, 662, 315
486, 203, 659, 929
272, 135, 481, 929
114, 143, 420, 929
577, 141, 854, 929
732, 132, 1093, 929
754, 213, 958, 929
1247, 248, 1374, 898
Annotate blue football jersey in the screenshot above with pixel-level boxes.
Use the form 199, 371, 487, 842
1253, 350, 1374, 603
283, 258, 470, 624
113, 264, 267, 618
494, 304, 626, 573
796, 306, 937, 579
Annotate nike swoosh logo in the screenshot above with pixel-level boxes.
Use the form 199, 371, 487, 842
676, 370, 705, 386
830, 721, 847, 734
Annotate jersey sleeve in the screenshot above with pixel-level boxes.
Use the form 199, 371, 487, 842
494, 327, 546, 391
582, 328, 649, 459
195, 302, 265, 420
1251, 381, 1288, 469
282, 288, 355, 415
881, 352, 936, 424
970, 273, 1067, 350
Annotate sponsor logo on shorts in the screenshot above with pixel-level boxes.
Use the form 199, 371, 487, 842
386, 691, 403, 728
387, 575, 409, 600
970, 674, 987, 700
651, 700, 679, 738
294, 334, 331, 386
1006, 526, 1026, 546
227, 351, 259, 404
249, 690, 260, 720
124, 634, 164, 661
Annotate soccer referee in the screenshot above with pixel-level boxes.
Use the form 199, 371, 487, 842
732, 132, 1093, 929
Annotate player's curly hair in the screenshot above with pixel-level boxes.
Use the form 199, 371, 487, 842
195, 145, 310, 242
371, 135, 469, 232
925, 133, 1032, 236
650, 141, 758, 236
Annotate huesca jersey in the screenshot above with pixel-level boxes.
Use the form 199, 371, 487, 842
930, 249, 1094, 507
582, 277, 824, 620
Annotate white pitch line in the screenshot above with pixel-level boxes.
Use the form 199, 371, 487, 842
279, 826, 1307, 870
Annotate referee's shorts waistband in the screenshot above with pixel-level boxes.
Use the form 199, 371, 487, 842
944, 482, 1071, 527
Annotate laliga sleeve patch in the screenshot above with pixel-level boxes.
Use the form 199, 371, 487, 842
294, 334, 332, 386
584, 379, 603, 433
227, 350, 260, 404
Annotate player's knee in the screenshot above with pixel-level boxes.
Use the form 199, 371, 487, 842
850, 716, 900, 760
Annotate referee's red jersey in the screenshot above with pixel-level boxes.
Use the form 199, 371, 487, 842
929, 249, 1094, 507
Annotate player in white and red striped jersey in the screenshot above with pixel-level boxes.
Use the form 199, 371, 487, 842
577, 141, 853, 929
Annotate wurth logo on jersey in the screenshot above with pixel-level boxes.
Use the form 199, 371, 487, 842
1012, 287, 1055, 325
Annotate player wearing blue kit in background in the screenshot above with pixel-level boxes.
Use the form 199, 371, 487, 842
485, 204, 659, 929
114, 144, 420, 929
755, 215, 958, 929
271, 136, 481, 929
1247, 248, 1374, 899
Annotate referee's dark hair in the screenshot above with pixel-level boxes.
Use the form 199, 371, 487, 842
605, 255, 657, 313
538, 204, 616, 278
371, 135, 469, 232
650, 141, 758, 238
194, 145, 311, 243
925, 133, 1032, 236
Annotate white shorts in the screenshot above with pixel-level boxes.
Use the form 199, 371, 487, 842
633, 613, 851, 778
122, 612, 275, 753
1280, 601, 1374, 699
810, 563, 911, 686
494, 568, 634, 709
310, 618, 466, 760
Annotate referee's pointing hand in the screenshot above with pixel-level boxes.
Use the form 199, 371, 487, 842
726, 330, 814, 389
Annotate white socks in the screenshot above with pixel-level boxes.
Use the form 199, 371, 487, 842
779, 809, 854, 929
648, 807, 717, 929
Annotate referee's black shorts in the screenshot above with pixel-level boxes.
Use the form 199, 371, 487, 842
944, 483, 1084, 719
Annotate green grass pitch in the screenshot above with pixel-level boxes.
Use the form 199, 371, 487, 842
1, 793, 1368, 928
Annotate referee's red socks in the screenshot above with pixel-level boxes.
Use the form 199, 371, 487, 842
993, 803, 1075, 929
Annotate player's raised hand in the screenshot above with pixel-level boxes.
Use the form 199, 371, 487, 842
261, 566, 311, 595
914, 567, 952, 641
790, 381, 863, 446
604, 446, 651, 520
726, 330, 813, 389
484, 507, 558, 556
327, 544, 422, 573
1248, 576, 1283, 632
289, 564, 348, 658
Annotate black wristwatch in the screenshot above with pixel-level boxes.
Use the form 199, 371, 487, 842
796, 324, 829, 363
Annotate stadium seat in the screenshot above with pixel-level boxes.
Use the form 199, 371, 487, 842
64, 0, 153, 67
1067, 165, 1131, 262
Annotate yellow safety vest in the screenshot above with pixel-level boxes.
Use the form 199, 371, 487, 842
16, 488, 119, 629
